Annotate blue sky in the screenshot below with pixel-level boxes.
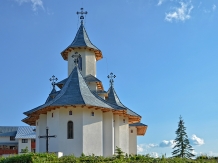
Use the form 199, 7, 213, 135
0, 0, 218, 157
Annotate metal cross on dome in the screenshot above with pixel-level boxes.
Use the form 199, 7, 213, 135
77, 8, 88, 22
49, 75, 58, 88
107, 72, 116, 86
72, 52, 81, 65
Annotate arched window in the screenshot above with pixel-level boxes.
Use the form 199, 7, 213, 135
67, 121, 73, 139
78, 55, 82, 71
69, 111, 72, 115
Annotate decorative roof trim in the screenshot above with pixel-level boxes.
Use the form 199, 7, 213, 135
129, 123, 148, 136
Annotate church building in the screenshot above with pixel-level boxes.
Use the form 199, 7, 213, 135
22, 8, 147, 157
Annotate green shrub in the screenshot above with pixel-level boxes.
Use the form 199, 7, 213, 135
0, 153, 218, 163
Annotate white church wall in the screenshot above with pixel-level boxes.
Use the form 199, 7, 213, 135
67, 49, 96, 77
85, 51, 96, 77
37, 114, 47, 153
129, 127, 137, 155
119, 116, 129, 154
47, 109, 59, 152
114, 114, 120, 150
83, 108, 103, 156
18, 138, 31, 154
58, 107, 83, 156
103, 111, 114, 156
36, 120, 39, 152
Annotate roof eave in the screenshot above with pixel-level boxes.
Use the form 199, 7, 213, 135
61, 47, 103, 61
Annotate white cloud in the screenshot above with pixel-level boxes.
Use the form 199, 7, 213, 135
212, 4, 216, 11
165, 1, 194, 22
159, 140, 176, 148
149, 152, 159, 158
189, 134, 204, 146
137, 144, 145, 153
146, 143, 159, 148
191, 150, 197, 155
15, 0, 44, 11
157, 0, 164, 6
137, 143, 159, 154
208, 151, 218, 156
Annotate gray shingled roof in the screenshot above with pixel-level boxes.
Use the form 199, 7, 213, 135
129, 123, 147, 127
0, 126, 36, 139
107, 86, 127, 108
61, 22, 99, 53
24, 66, 113, 115
45, 88, 60, 103
15, 126, 36, 139
0, 131, 17, 137
84, 74, 101, 83
0, 127, 18, 134
56, 74, 101, 89
56, 77, 140, 117
106, 86, 141, 117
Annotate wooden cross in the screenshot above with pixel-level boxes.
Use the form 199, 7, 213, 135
76, 8, 88, 21
107, 72, 116, 85
38, 127, 56, 153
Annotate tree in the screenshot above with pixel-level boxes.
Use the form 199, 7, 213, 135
172, 116, 195, 158
21, 146, 29, 153
115, 146, 124, 159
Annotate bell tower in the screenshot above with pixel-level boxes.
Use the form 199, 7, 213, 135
61, 8, 103, 77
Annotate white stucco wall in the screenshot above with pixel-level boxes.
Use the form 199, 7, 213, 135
119, 116, 129, 154
37, 114, 47, 153
85, 52, 96, 77
18, 139, 31, 154
36, 119, 39, 152
67, 49, 96, 77
47, 109, 59, 152
83, 109, 103, 156
58, 107, 83, 156
114, 115, 120, 150
103, 111, 114, 156
37, 107, 131, 157
129, 127, 137, 155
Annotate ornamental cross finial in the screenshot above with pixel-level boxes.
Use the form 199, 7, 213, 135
49, 75, 58, 88
72, 52, 81, 66
107, 72, 116, 86
76, 8, 88, 23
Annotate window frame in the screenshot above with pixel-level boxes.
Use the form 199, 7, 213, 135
22, 139, 28, 143
10, 136, 15, 141
67, 121, 74, 139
